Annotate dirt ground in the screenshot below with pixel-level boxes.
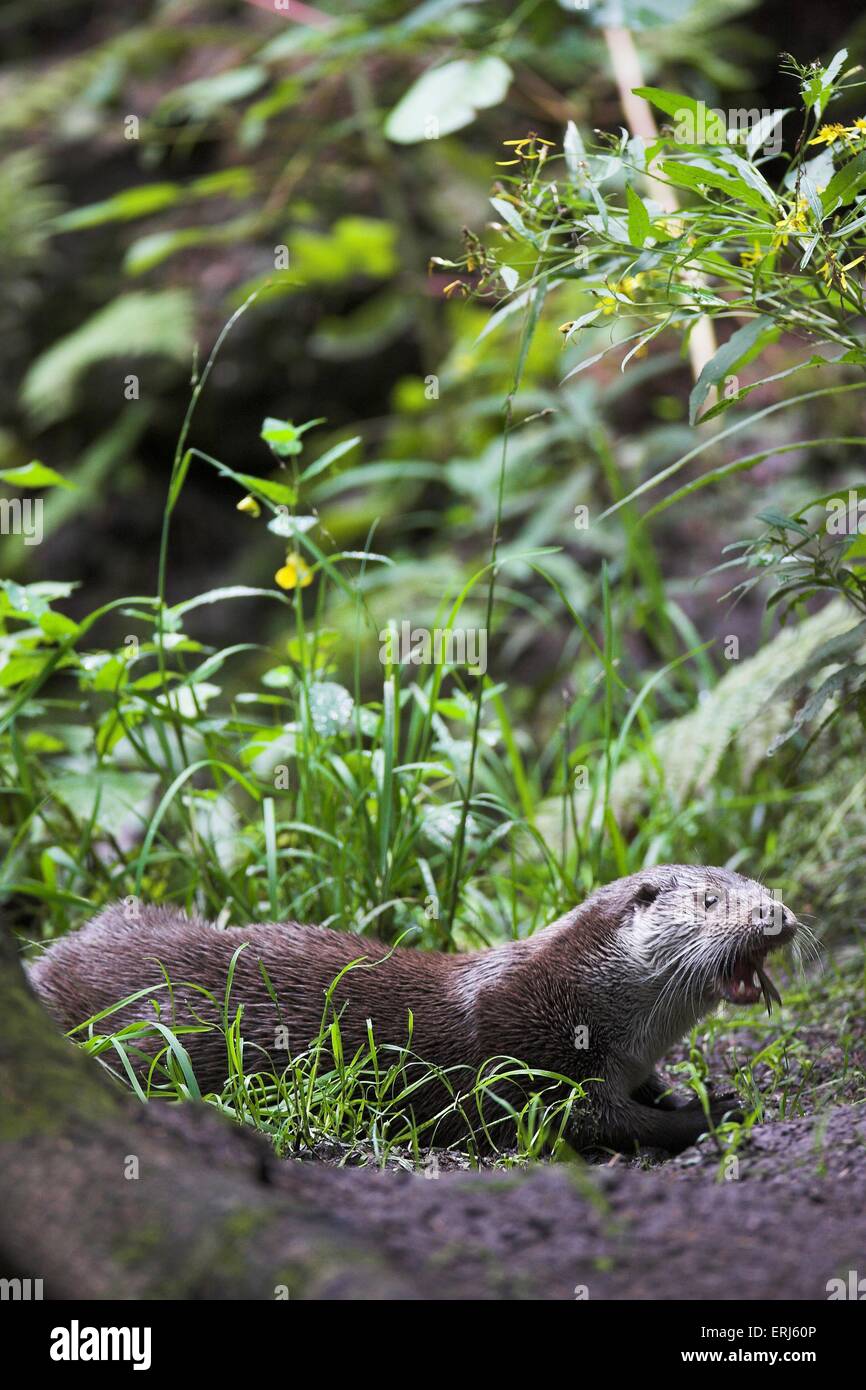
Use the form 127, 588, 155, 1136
247, 977, 866, 1300
170, 975, 863, 1301
266, 1101, 866, 1299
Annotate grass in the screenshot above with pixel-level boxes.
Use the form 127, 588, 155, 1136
72, 970, 594, 1169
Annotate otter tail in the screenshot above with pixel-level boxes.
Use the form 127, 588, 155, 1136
27, 901, 204, 1036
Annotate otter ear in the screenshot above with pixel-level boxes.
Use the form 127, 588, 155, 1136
633, 883, 662, 908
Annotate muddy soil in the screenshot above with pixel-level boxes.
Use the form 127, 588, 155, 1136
231, 979, 866, 1300
268, 1102, 866, 1299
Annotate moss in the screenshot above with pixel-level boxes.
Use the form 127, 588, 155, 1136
0, 946, 121, 1139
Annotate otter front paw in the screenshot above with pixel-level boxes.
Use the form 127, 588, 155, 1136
681, 1093, 743, 1126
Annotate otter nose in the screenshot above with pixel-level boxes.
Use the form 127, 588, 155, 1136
751, 900, 796, 940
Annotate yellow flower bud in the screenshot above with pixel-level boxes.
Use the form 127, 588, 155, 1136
275, 553, 313, 590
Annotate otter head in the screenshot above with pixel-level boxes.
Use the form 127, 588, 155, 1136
614, 864, 799, 1022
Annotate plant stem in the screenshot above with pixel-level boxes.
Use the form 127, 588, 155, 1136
602, 24, 718, 388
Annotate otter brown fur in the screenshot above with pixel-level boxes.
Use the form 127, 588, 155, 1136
28, 865, 798, 1153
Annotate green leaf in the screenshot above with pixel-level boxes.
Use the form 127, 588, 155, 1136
625, 184, 651, 247
755, 509, 811, 536
308, 681, 354, 737
234, 472, 298, 507
21, 291, 194, 427
746, 108, 791, 158
156, 66, 267, 121
53, 770, 159, 830
489, 196, 531, 240
563, 120, 586, 182
632, 86, 702, 124
842, 533, 866, 563
260, 416, 323, 458
802, 48, 848, 118
291, 217, 398, 285
714, 150, 776, 208
39, 610, 80, 640
579, 0, 697, 29
171, 586, 285, 619
768, 663, 865, 754
299, 436, 361, 483
821, 151, 866, 214
54, 183, 182, 231
689, 316, 777, 425
659, 158, 770, 214
698, 352, 834, 423
267, 512, 317, 540
124, 229, 208, 275
309, 292, 412, 361
0, 655, 49, 688
0, 462, 73, 489
771, 619, 866, 701
385, 56, 512, 143
0, 579, 77, 617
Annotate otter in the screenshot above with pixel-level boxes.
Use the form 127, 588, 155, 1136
28, 865, 799, 1153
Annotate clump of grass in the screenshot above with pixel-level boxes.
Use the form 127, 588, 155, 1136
71, 966, 593, 1169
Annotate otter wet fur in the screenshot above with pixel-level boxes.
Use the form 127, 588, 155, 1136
29, 865, 800, 1154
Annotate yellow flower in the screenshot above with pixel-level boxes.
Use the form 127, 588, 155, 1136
618, 274, 643, 297
499, 134, 555, 162
658, 216, 683, 237
849, 118, 866, 134
819, 253, 864, 293
275, 553, 313, 590
771, 197, 809, 249
740, 241, 765, 268
236, 494, 261, 518
594, 275, 644, 316
808, 123, 847, 146
502, 136, 555, 148
841, 255, 865, 291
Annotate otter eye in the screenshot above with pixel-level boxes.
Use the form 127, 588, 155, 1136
705, 893, 718, 910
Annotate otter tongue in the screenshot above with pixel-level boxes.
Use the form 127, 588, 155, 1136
720, 958, 762, 1006
755, 962, 782, 1015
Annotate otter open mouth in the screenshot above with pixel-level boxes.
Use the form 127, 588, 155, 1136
717, 955, 782, 1012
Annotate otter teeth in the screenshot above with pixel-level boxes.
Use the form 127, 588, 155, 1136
717, 955, 778, 1009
